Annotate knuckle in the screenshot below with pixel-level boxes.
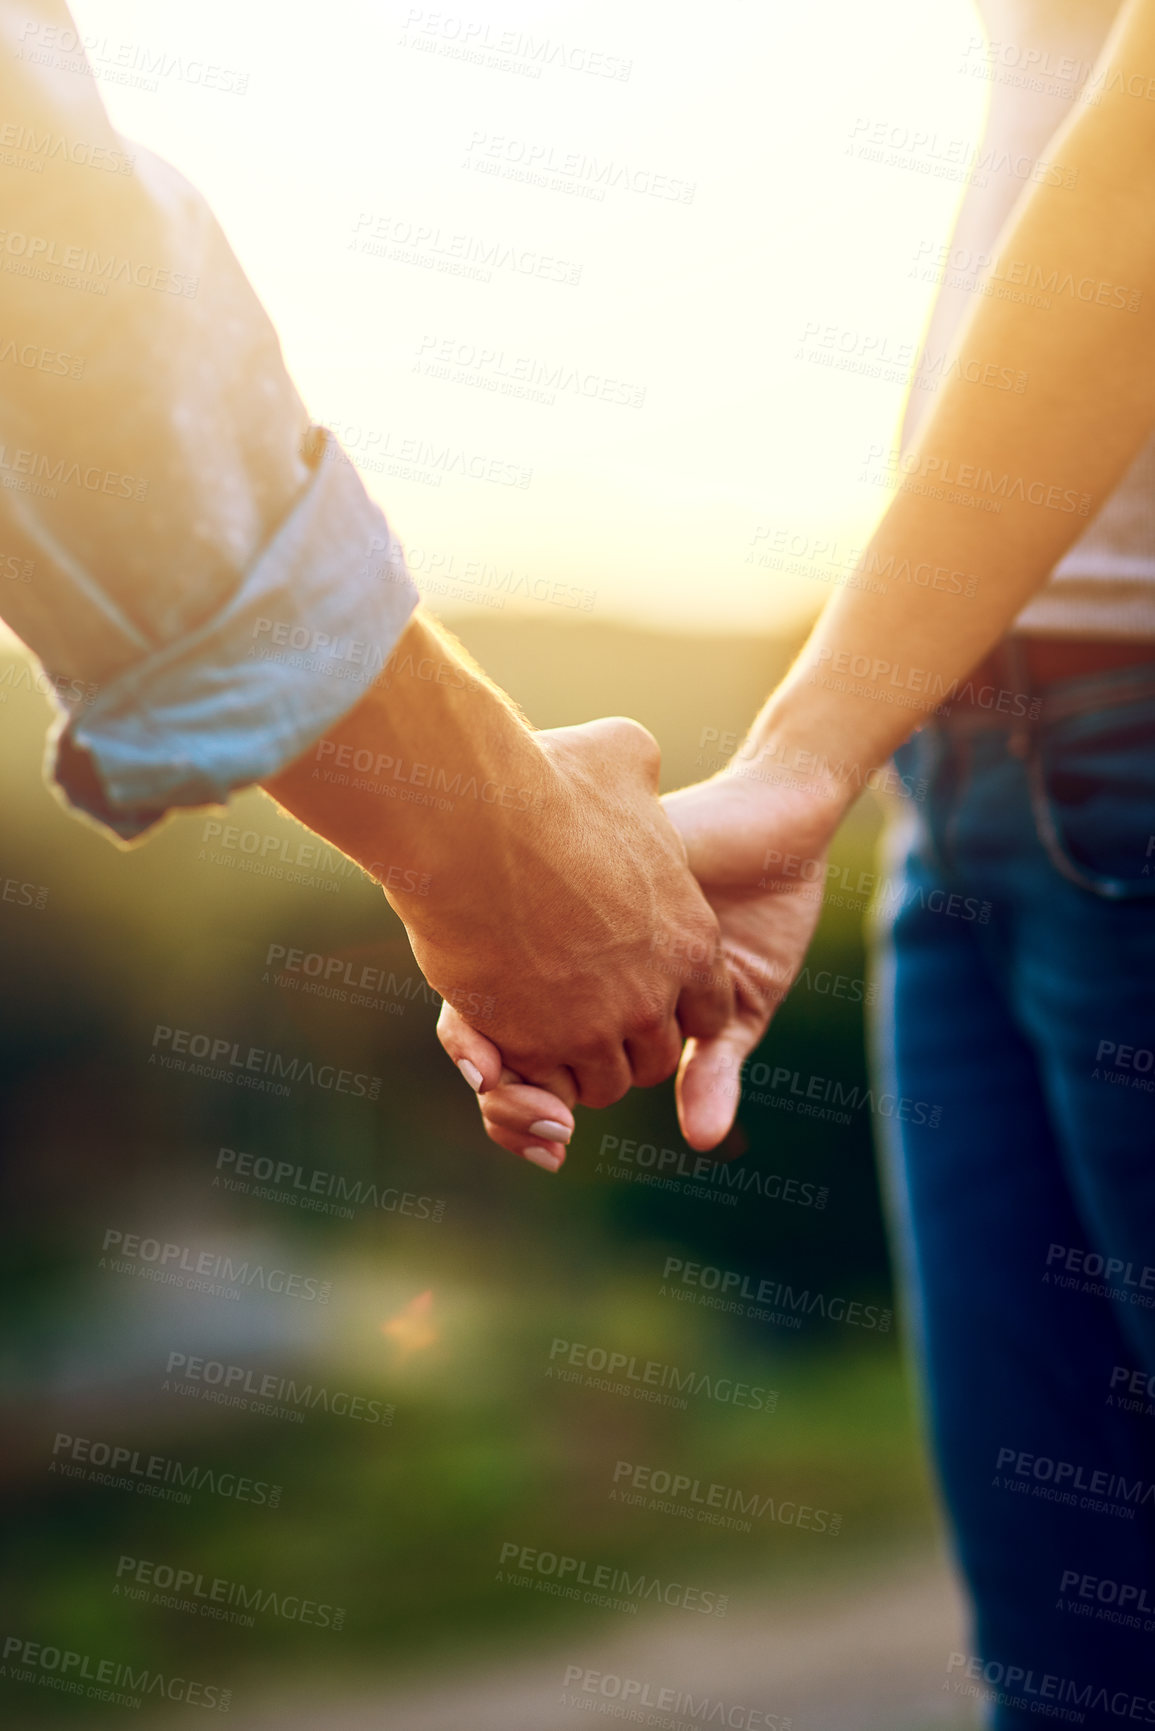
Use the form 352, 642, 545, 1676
691, 909, 721, 948
612, 716, 661, 772
625, 1000, 669, 1042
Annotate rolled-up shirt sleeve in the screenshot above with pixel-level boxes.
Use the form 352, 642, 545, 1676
0, 2, 419, 840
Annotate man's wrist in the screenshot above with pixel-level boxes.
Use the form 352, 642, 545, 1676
262, 609, 551, 905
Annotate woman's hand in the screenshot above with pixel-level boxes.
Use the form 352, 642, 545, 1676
440, 760, 849, 1163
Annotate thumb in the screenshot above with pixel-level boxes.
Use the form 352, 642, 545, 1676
675, 1025, 755, 1152
436, 1001, 505, 1094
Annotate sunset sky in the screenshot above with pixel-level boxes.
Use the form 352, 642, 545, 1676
61, 0, 987, 632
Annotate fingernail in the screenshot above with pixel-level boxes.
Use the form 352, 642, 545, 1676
457, 1059, 484, 1092
529, 1119, 571, 1143
523, 1145, 564, 1173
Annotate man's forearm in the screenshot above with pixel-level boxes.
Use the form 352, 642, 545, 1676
261, 608, 549, 915
743, 0, 1155, 798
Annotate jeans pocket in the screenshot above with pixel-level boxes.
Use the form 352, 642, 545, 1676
1028, 697, 1155, 899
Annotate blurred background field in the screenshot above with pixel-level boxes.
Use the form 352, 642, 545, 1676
0, 623, 974, 1729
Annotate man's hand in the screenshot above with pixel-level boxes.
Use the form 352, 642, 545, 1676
263, 612, 731, 1118
424, 716, 733, 1108
444, 759, 849, 1164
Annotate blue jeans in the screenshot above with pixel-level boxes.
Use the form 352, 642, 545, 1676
871, 649, 1155, 1729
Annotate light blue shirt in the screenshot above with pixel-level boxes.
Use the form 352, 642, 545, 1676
0, 5, 418, 839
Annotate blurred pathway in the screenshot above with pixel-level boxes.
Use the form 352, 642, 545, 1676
221, 1552, 980, 1731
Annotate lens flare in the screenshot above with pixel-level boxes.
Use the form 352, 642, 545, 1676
380, 1288, 437, 1357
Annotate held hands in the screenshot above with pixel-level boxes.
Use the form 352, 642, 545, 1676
264, 614, 731, 1119
440, 760, 850, 1163
417, 717, 733, 1114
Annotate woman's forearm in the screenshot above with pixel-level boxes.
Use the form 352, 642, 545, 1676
743, 0, 1155, 800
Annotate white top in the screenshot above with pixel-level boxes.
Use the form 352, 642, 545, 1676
902, 0, 1155, 639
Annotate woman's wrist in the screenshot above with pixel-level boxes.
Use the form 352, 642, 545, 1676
719, 708, 860, 834
724, 630, 925, 829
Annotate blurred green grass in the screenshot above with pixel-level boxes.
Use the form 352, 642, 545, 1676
0, 622, 938, 1721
